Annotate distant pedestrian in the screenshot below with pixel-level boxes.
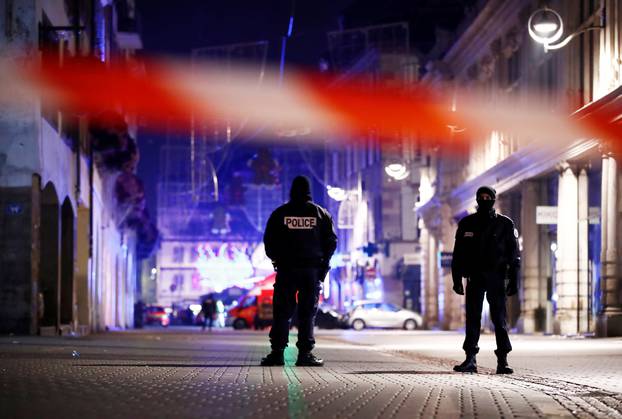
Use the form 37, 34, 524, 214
261, 175, 337, 367
134, 300, 145, 329
200, 294, 217, 332
451, 186, 520, 374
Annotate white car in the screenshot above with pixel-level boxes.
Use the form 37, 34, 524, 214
345, 301, 423, 331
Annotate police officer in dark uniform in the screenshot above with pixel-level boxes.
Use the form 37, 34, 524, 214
261, 175, 337, 367
451, 186, 520, 374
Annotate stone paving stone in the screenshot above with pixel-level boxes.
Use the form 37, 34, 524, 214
0, 329, 620, 418
336, 330, 622, 394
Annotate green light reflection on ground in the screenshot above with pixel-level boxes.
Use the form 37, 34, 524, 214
284, 332, 308, 418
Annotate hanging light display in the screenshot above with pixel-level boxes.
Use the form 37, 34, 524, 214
194, 243, 255, 292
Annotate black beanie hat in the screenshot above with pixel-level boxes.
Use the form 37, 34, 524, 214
476, 186, 496, 200
290, 175, 312, 202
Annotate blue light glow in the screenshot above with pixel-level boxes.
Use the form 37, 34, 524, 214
287, 16, 295, 37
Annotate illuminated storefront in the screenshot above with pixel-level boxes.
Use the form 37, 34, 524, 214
156, 241, 271, 306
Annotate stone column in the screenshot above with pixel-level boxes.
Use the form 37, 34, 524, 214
76, 207, 91, 329
429, 228, 440, 328
578, 169, 589, 333
519, 181, 540, 333
555, 163, 579, 335
421, 227, 439, 328
439, 204, 462, 330
597, 151, 622, 336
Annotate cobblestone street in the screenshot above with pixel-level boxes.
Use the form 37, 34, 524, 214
1, 329, 621, 419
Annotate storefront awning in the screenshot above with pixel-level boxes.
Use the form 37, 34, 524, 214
447, 85, 622, 216
447, 138, 599, 215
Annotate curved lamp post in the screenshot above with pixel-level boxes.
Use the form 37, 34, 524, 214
528, 7, 604, 52
384, 163, 410, 181
327, 185, 348, 201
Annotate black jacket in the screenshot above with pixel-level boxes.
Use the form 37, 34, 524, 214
201, 298, 217, 316
263, 200, 337, 269
451, 210, 520, 284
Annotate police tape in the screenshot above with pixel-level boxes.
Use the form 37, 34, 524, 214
3, 55, 621, 153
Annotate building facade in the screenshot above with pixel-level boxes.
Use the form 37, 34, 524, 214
418, 0, 622, 336
323, 22, 422, 310
0, 0, 154, 335
155, 141, 273, 305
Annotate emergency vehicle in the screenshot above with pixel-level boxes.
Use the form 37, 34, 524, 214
227, 273, 275, 330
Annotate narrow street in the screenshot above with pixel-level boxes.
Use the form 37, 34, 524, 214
1, 329, 621, 418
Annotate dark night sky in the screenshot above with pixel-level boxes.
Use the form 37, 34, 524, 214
134, 0, 474, 219
136, 0, 354, 66
136, 0, 475, 61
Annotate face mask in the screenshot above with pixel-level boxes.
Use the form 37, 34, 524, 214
477, 199, 495, 212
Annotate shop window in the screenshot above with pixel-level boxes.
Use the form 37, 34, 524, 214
39, 13, 64, 131
507, 53, 520, 88
39, 13, 80, 149
190, 247, 200, 263
172, 274, 184, 292
172, 246, 185, 263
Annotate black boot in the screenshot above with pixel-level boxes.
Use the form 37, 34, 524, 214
453, 354, 477, 373
495, 350, 513, 374
260, 351, 284, 366
296, 352, 324, 367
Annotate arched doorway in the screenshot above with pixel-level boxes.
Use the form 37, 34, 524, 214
60, 198, 75, 327
40, 182, 60, 332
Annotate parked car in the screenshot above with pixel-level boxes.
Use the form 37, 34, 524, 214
168, 303, 196, 326
343, 301, 422, 331
316, 306, 345, 329
290, 304, 344, 329
144, 305, 170, 327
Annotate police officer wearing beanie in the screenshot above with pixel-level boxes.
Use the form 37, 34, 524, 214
261, 176, 337, 367
451, 186, 520, 374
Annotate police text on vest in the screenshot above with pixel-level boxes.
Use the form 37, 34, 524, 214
284, 216, 317, 229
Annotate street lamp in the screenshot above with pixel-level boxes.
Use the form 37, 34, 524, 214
384, 163, 410, 181
528, 6, 604, 52
327, 185, 348, 201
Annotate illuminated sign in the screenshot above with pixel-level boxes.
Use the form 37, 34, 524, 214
536, 206, 600, 225
440, 252, 453, 268
159, 241, 273, 301
194, 243, 254, 292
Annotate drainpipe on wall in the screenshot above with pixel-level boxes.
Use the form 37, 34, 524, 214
74, 0, 82, 205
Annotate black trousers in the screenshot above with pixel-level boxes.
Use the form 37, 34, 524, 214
269, 267, 322, 353
202, 314, 214, 330
462, 274, 512, 356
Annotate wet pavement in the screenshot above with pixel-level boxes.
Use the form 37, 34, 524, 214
1, 328, 621, 418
